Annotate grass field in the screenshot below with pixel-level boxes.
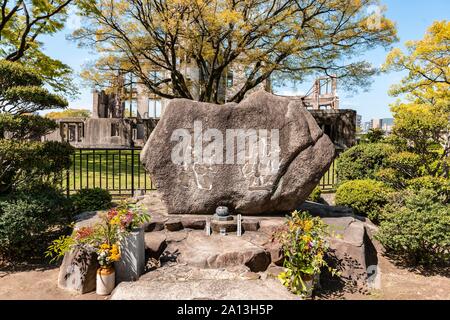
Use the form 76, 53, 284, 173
61, 149, 338, 197
61, 149, 154, 196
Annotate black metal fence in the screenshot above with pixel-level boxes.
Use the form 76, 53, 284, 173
63, 148, 339, 198
62, 148, 155, 197
319, 157, 338, 191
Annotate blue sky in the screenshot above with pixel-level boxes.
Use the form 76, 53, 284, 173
40, 0, 450, 123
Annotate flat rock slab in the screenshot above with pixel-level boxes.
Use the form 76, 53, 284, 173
169, 231, 271, 272
110, 265, 298, 300
145, 232, 167, 259
141, 91, 335, 215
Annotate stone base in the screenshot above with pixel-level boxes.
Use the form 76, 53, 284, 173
213, 214, 234, 222
114, 228, 146, 283
211, 220, 237, 234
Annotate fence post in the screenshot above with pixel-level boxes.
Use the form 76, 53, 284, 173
131, 148, 135, 197
66, 169, 70, 197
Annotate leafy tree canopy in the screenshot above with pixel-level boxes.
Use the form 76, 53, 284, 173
383, 20, 450, 178
0, 113, 58, 139
45, 108, 91, 119
361, 128, 386, 144
73, 0, 398, 103
0, 60, 68, 114
0, 0, 77, 96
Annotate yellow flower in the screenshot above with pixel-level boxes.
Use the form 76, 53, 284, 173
111, 244, 120, 255
100, 243, 110, 250
109, 253, 121, 262
110, 216, 121, 226
302, 235, 311, 243
303, 220, 314, 232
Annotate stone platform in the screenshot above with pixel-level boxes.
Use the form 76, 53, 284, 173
59, 192, 381, 299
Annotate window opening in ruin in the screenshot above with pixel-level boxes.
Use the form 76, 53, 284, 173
111, 123, 120, 137
148, 99, 162, 119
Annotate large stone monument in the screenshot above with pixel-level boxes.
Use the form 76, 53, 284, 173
141, 91, 335, 215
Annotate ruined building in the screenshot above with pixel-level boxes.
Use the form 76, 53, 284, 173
43, 73, 356, 151
279, 76, 356, 151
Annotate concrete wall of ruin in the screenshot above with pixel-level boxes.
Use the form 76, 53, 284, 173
82, 118, 130, 148
42, 117, 158, 149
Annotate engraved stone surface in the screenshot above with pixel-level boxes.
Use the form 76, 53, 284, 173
141, 91, 335, 215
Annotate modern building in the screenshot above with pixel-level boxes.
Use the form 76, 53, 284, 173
360, 118, 394, 134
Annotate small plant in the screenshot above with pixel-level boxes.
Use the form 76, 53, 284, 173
275, 211, 339, 297
70, 188, 112, 214
106, 201, 151, 232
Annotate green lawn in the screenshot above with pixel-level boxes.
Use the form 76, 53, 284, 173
61, 149, 154, 196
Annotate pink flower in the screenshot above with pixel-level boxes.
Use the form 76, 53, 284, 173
75, 227, 94, 240
107, 209, 118, 221
120, 211, 134, 228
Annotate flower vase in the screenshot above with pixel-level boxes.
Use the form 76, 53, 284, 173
301, 273, 319, 299
96, 266, 115, 296
114, 227, 145, 283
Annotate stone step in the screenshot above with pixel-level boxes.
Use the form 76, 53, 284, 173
165, 231, 272, 272
110, 265, 299, 300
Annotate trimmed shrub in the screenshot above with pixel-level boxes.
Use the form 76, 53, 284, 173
70, 188, 112, 214
0, 139, 74, 194
406, 176, 450, 202
307, 187, 322, 203
0, 185, 73, 260
336, 143, 395, 184
335, 179, 392, 222
376, 152, 424, 188
376, 189, 450, 266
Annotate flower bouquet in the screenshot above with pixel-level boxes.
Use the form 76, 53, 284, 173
46, 201, 150, 295
104, 202, 151, 283
275, 211, 339, 298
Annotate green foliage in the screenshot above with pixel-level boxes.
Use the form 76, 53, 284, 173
0, 0, 76, 96
376, 189, 450, 266
46, 109, 91, 119
390, 104, 448, 177
376, 152, 424, 188
335, 180, 392, 222
276, 211, 338, 297
406, 176, 450, 202
336, 143, 395, 183
70, 188, 112, 214
0, 113, 58, 139
0, 185, 74, 260
0, 60, 42, 89
307, 187, 322, 203
74, 0, 397, 103
0, 61, 68, 114
360, 128, 386, 144
0, 140, 74, 194
383, 21, 450, 178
